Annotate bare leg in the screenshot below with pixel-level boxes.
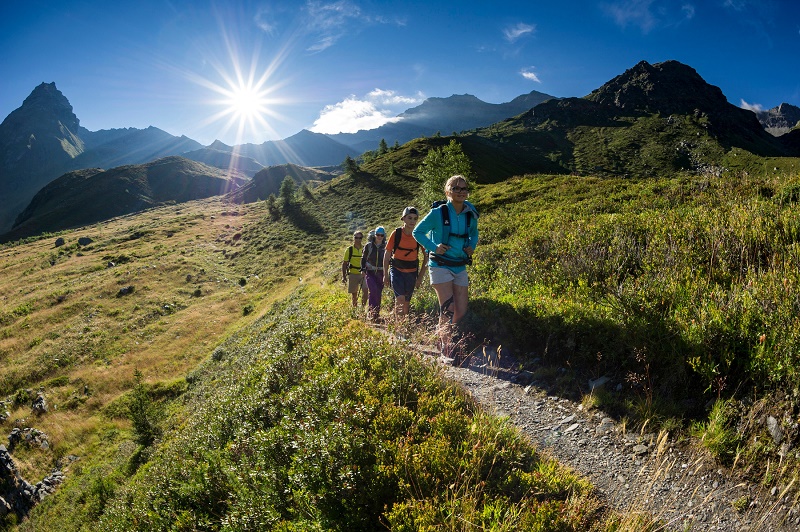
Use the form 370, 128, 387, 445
451, 283, 468, 324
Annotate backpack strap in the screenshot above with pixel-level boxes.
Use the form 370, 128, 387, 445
392, 227, 402, 255
436, 202, 471, 242
392, 227, 421, 254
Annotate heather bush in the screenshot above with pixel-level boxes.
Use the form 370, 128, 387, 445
95, 288, 598, 530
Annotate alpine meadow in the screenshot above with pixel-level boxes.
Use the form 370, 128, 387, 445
2, 60, 800, 530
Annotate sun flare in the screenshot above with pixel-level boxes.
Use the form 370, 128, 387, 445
226, 84, 269, 119
188, 42, 292, 145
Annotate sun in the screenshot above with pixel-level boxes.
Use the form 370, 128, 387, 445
188, 49, 290, 145
225, 84, 269, 120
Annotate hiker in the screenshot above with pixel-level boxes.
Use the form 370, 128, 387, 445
383, 207, 428, 318
341, 231, 367, 308
361, 227, 387, 321
413, 175, 479, 360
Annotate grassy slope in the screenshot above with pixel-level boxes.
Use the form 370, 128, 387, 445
4, 135, 800, 528
2, 141, 608, 530
465, 161, 800, 476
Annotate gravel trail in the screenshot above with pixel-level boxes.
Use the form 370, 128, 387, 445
437, 346, 800, 531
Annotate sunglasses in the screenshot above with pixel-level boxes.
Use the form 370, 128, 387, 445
450, 186, 469, 193
354, 236, 363, 240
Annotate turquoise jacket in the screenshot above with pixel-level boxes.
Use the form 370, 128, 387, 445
413, 200, 479, 272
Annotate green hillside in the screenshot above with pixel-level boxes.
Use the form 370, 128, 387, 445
3, 157, 247, 243
4, 126, 800, 529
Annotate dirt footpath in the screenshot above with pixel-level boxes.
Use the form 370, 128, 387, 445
438, 346, 799, 531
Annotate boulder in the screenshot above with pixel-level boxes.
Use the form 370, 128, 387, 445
32, 393, 47, 415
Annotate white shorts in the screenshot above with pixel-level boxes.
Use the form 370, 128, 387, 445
429, 266, 468, 287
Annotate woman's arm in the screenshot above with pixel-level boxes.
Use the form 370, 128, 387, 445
412, 210, 439, 252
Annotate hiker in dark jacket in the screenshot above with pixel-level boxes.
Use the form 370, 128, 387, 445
361, 227, 386, 321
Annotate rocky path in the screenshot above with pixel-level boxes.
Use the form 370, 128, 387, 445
435, 346, 800, 531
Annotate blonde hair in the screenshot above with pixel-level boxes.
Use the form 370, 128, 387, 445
444, 175, 468, 194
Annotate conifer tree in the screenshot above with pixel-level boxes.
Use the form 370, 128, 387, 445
266, 193, 280, 220
344, 155, 359, 174
279, 176, 296, 211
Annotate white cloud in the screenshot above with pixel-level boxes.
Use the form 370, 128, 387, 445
310, 89, 425, 134
740, 99, 764, 113
503, 23, 536, 42
604, 0, 696, 31
723, 0, 748, 11
520, 68, 541, 83
603, 0, 657, 33
367, 88, 422, 106
302, 1, 402, 52
254, 9, 277, 34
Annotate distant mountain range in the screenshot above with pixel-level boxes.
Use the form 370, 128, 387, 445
2, 60, 799, 241
327, 91, 556, 153
0, 83, 555, 234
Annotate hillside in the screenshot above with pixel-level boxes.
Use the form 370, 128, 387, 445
1, 157, 247, 243
463, 60, 797, 180
4, 60, 800, 529
226, 163, 341, 204
180, 147, 265, 176
0, 84, 202, 234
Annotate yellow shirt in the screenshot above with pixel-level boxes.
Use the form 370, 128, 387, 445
344, 246, 363, 274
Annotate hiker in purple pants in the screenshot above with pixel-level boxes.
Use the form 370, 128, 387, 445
361, 227, 386, 321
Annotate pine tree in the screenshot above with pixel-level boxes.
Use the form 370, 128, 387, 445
344, 155, 359, 174
266, 194, 280, 220
279, 176, 296, 211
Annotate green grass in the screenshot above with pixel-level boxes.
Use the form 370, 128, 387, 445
464, 167, 800, 479
22, 289, 603, 531
5, 137, 800, 529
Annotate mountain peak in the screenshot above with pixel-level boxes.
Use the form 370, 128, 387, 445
17, 82, 81, 130
757, 102, 800, 135
585, 60, 728, 115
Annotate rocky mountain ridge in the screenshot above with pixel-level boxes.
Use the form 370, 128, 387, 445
757, 102, 800, 136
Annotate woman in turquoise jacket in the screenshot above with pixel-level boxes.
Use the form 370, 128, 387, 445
413, 175, 479, 350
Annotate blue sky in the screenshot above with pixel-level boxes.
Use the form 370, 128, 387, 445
1, 0, 799, 146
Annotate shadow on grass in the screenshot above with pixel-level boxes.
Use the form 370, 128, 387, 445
461, 296, 701, 422
351, 171, 409, 197
284, 203, 325, 234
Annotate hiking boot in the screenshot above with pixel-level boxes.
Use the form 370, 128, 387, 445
451, 349, 472, 367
